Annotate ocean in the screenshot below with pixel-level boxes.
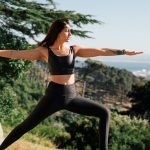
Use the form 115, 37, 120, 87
102, 61, 150, 79
102, 61, 150, 72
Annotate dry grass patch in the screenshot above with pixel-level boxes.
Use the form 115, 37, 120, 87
3, 125, 59, 150
7, 139, 58, 150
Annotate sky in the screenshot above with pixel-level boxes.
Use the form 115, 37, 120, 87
39, 0, 150, 62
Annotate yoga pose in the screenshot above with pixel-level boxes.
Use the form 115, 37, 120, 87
0, 19, 143, 150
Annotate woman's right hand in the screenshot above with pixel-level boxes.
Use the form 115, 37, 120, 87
125, 50, 143, 55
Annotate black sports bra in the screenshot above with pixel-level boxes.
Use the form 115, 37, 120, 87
47, 46, 76, 75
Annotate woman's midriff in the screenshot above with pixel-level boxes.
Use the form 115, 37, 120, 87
49, 74, 75, 85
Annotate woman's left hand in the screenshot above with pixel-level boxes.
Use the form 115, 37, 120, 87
125, 51, 143, 55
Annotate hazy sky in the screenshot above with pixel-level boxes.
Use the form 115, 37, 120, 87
39, 0, 150, 61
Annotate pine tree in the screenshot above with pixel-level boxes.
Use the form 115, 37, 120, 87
0, 0, 101, 42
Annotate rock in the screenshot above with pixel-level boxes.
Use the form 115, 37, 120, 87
0, 123, 4, 144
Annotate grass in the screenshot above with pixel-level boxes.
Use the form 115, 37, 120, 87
2, 125, 59, 150
7, 139, 57, 150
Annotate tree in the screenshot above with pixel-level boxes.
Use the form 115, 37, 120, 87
76, 59, 136, 102
0, 0, 101, 41
0, 27, 32, 81
127, 81, 150, 119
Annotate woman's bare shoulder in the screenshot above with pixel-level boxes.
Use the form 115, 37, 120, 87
36, 46, 48, 61
36, 46, 47, 51
71, 45, 84, 53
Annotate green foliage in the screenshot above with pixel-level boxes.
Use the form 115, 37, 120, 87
2, 107, 28, 126
0, 81, 17, 121
52, 111, 150, 150
128, 81, 150, 118
0, 0, 101, 40
62, 112, 99, 150
109, 113, 150, 150
0, 27, 32, 81
30, 123, 70, 147
12, 68, 45, 110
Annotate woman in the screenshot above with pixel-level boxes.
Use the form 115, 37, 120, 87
0, 19, 143, 150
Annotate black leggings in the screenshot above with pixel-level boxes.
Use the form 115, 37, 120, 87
0, 81, 110, 150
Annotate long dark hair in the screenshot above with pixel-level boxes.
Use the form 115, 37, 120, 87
38, 19, 70, 47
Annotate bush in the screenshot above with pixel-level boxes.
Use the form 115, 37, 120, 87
2, 108, 28, 126
109, 113, 150, 150
0, 84, 17, 122
64, 114, 99, 150
127, 81, 150, 119
54, 111, 99, 149
0, 27, 32, 81
30, 123, 71, 147
57, 111, 150, 150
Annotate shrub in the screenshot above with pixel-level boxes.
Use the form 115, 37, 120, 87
30, 123, 71, 147
3, 108, 28, 126
0, 84, 16, 122
58, 111, 150, 150
109, 113, 150, 150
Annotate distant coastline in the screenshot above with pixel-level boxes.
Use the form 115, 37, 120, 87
75, 59, 150, 80
102, 60, 150, 80
102, 60, 150, 71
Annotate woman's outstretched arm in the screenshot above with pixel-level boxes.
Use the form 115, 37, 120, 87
0, 46, 47, 61
73, 45, 143, 57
